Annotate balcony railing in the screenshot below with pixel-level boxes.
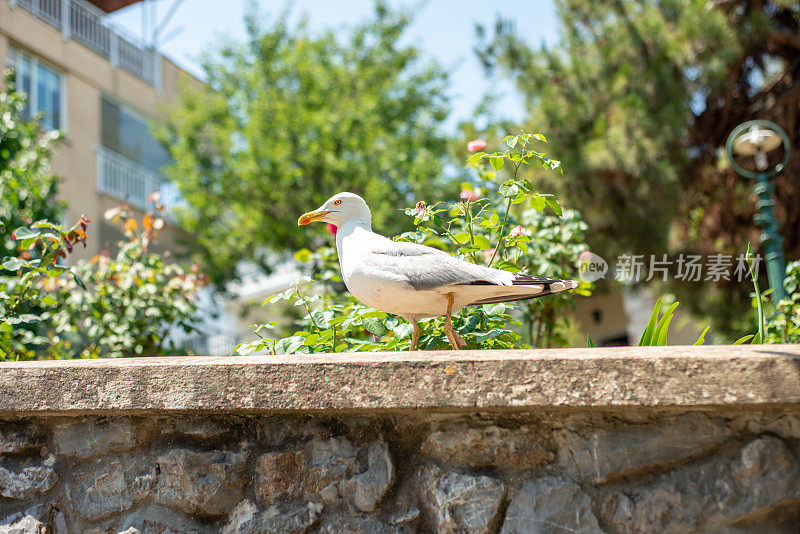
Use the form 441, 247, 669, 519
95, 145, 182, 214
9, 0, 160, 87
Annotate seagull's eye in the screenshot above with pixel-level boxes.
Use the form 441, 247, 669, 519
334, 199, 342, 205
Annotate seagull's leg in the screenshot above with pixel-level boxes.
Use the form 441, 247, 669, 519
410, 320, 420, 351
444, 293, 465, 350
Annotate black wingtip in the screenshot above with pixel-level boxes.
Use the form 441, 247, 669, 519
467, 278, 579, 306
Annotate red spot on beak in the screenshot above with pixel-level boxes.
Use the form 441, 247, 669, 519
327, 223, 338, 235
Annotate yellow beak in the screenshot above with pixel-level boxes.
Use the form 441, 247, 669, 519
298, 209, 332, 226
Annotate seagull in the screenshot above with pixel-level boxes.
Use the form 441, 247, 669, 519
298, 192, 578, 350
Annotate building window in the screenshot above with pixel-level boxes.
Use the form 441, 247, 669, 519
101, 97, 170, 173
6, 47, 65, 131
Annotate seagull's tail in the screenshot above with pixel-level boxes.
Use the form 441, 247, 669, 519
462, 274, 578, 306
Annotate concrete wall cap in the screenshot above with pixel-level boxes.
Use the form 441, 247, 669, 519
1, 345, 799, 415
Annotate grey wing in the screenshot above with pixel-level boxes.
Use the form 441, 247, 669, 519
363, 241, 511, 290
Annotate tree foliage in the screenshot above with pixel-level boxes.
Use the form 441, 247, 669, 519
476, 0, 800, 338
0, 71, 64, 260
159, 3, 454, 284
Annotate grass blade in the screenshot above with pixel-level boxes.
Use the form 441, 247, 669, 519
637, 297, 662, 346
651, 302, 679, 346
694, 326, 710, 345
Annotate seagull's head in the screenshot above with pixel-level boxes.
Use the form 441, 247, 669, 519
298, 192, 371, 229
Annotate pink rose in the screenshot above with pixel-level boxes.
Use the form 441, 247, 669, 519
467, 139, 487, 152
579, 250, 593, 260
411, 201, 426, 218
510, 225, 531, 238
460, 190, 481, 202
327, 223, 338, 235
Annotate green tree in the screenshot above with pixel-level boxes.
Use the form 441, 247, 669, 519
476, 0, 800, 338
159, 3, 454, 284
0, 71, 64, 259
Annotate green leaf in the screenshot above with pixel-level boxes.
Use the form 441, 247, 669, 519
529, 194, 546, 211
544, 197, 562, 216
490, 155, 505, 170
392, 323, 413, 339
235, 342, 260, 356
654, 314, 674, 346
694, 326, 710, 346
13, 227, 38, 240
499, 183, 520, 198
733, 334, 755, 345
587, 333, 596, 347
2, 257, 25, 271
452, 232, 472, 245
40, 296, 58, 306
73, 273, 87, 290
293, 248, 312, 262
483, 303, 506, 315
637, 298, 661, 346
472, 235, 491, 250
652, 302, 679, 346
362, 316, 386, 337
505, 136, 518, 148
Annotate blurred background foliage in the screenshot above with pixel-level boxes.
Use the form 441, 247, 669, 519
157, 3, 454, 285
470, 0, 800, 338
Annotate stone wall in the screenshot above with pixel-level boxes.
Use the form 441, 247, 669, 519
1, 346, 800, 533
3, 409, 800, 533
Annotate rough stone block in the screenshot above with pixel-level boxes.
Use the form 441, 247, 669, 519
422, 425, 552, 470
601, 436, 800, 532
119, 503, 209, 534
339, 441, 394, 512
54, 417, 135, 459
316, 514, 401, 533
255, 437, 357, 505
501, 477, 602, 533
556, 413, 733, 483
67, 460, 134, 521
0, 504, 65, 534
222, 499, 321, 534
0, 426, 39, 454
256, 438, 393, 510
417, 463, 506, 534
745, 413, 800, 439
0, 455, 57, 499
153, 449, 249, 517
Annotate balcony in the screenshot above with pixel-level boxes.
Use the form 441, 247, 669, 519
95, 145, 182, 214
9, 0, 160, 86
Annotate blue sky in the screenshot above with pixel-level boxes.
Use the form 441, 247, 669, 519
109, 0, 559, 131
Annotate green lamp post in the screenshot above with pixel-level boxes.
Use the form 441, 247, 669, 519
726, 120, 791, 301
